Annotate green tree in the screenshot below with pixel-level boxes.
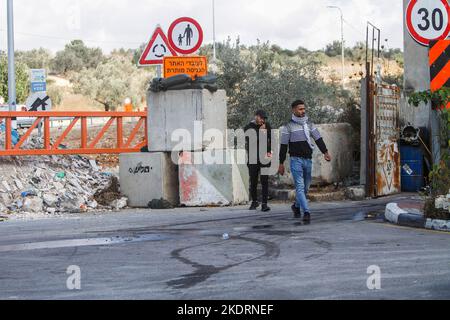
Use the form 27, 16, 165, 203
132, 43, 147, 66
202, 39, 346, 129
324, 40, 342, 57
0, 52, 30, 104
52, 40, 104, 75
294, 46, 311, 58
16, 48, 52, 70
71, 55, 151, 111
47, 84, 64, 107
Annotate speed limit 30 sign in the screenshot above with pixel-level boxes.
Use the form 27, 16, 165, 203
406, 0, 450, 46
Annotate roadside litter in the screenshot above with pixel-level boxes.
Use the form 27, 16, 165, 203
0, 136, 128, 215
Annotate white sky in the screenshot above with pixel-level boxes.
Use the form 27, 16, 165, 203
0, 0, 404, 53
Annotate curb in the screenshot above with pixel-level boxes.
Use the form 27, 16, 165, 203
385, 203, 450, 232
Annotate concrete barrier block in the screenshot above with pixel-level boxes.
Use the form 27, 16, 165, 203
179, 150, 249, 207
119, 153, 179, 208
312, 123, 354, 184
270, 123, 354, 186
147, 89, 228, 152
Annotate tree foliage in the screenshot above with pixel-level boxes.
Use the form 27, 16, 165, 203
16, 48, 53, 70
324, 40, 343, 58
0, 52, 30, 104
203, 38, 347, 129
52, 40, 104, 75
71, 55, 151, 111
47, 84, 64, 107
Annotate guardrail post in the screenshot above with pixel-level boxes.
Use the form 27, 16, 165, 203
5, 117, 12, 150
44, 116, 51, 149
117, 117, 123, 149
81, 117, 88, 149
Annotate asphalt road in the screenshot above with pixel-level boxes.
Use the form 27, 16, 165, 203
0, 195, 449, 300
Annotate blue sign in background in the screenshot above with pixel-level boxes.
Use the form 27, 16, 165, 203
31, 82, 46, 93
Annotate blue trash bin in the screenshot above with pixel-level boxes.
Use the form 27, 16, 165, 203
400, 145, 425, 192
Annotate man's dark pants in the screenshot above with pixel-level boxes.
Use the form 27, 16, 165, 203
248, 164, 269, 204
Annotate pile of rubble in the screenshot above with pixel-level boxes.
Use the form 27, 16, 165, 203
0, 136, 128, 216
435, 192, 450, 213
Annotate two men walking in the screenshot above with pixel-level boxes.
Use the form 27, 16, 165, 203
245, 100, 331, 222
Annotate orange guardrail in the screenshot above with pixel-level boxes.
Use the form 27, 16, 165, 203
0, 111, 148, 156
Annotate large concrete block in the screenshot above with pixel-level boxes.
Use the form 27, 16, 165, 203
147, 89, 228, 152
271, 123, 354, 186
179, 150, 249, 207
119, 153, 179, 208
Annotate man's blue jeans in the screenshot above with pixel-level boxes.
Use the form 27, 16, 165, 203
290, 157, 313, 213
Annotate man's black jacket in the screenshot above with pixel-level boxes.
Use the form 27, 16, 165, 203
244, 121, 272, 166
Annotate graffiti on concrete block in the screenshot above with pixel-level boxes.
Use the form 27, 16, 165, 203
129, 162, 151, 175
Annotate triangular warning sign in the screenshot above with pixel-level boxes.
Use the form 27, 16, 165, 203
138, 25, 177, 66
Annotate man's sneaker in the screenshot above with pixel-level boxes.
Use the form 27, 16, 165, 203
249, 202, 260, 210
303, 212, 311, 223
291, 204, 301, 218
261, 204, 271, 212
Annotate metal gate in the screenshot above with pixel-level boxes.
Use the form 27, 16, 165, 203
367, 81, 401, 197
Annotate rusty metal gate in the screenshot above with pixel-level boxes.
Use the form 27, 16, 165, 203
367, 80, 401, 197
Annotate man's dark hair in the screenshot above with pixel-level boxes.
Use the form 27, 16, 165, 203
255, 109, 268, 119
291, 100, 305, 108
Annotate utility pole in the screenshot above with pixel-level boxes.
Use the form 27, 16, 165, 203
7, 0, 17, 129
327, 5, 345, 90
212, 0, 217, 60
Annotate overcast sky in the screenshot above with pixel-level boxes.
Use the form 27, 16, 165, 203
0, 0, 404, 54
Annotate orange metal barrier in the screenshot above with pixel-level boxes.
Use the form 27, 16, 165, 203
0, 111, 148, 156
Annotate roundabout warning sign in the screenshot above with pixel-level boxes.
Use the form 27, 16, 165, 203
138, 25, 178, 66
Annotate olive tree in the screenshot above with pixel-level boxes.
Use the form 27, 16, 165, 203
0, 52, 30, 104
71, 55, 152, 111
16, 48, 52, 70
52, 40, 104, 75
203, 39, 346, 129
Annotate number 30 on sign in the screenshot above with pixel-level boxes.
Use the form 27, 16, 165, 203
406, 0, 450, 46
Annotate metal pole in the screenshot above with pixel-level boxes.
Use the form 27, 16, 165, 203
371, 28, 375, 76
365, 24, 369, 70
156, 65, 162, 78
327, 6, 345, 90
7, 0, 17, 130
377, 29, 381, 59
340, 11, 345, 90
212, 0, 217, 61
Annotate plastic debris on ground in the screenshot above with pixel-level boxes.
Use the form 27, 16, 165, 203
0, 136, 128, 217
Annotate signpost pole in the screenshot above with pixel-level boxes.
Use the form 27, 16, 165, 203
7, 0, 17, 130
340, 9, 345, 90
156, 65, 162, 78
212, 0, 217, 60
327, 5, 345, 90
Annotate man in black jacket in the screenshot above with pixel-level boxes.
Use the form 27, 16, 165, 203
245, 110, 272, 212
278, 100, 332, 222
